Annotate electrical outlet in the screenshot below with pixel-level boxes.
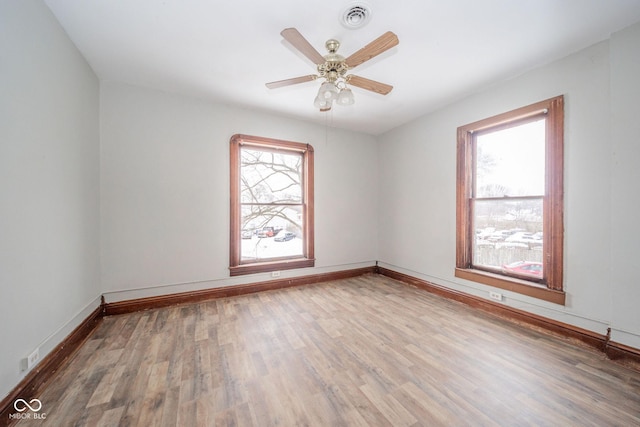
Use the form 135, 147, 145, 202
271, 271, 280, 278
27, 348, 39, 370
489, 291, 503, 301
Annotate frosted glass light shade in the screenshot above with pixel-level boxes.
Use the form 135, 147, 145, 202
314, 94, 332, 110
318, 81, 338, 100
337, 88, 355, 106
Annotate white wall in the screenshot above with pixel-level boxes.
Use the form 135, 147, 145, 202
610, 22, 640, 348
100, 82, 378, 301
0, 0, 101, 399
378, 23, 640, 348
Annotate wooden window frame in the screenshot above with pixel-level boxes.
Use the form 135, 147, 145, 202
230, 134, 315, 276
455, 96, 565, 305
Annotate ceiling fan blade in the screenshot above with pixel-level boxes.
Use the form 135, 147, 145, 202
281, 28, 326, 65
348, 75, 393, 95
345, 31, 399, 68
265, 75, 317, 89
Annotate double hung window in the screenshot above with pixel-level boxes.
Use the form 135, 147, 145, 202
455, 96, 564, 304
230, 134, 314, 276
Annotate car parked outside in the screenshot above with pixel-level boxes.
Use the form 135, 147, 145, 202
274, 231, 295, 242
487, 230, 516, 242
501, 261, 542, 278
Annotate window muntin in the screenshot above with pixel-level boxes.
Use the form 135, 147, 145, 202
230, 135, 314, 276
456, 96, 564, 304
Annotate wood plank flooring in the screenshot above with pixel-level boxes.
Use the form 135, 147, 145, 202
15, 274, 640, 426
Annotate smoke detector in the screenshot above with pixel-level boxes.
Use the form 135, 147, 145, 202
341, 3, 372, 29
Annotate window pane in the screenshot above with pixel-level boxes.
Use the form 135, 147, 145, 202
241, 148, 302, 204
240, 205, 303, 261
473, 198, 543, 278
476, 119, 545, 198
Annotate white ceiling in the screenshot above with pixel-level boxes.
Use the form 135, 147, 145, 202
44, 0, 640, 135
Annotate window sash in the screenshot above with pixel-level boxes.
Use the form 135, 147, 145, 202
470, 196, 544, 279
240, 148, 303, 204
240, 203, 305, 264
473, 117, 546, 199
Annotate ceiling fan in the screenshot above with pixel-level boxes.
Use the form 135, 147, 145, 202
266, 28, 399, 112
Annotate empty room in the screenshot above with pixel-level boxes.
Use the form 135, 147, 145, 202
2, 0, 640, 425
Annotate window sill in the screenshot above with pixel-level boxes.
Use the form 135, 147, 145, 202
455, 268, 565, 305
230, 258, 315, 277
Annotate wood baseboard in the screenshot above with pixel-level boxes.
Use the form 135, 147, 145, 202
606, 340, 640, 369
378, 266, 640, 367
103, 266, 377, 316
0, 304, 103, 426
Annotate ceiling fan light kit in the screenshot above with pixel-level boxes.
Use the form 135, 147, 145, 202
266, 27, 398, 112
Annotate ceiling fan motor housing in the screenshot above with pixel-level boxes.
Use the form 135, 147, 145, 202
318, 60, 348, 82
317, 40, 348, 82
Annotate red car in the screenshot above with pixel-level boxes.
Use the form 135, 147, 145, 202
257, 227, 275, 237
502, 261, 542, 278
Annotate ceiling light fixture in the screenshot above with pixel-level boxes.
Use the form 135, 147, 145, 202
266, 28, 398, 113
310, 39, 356, 111
314, 78, 354, 111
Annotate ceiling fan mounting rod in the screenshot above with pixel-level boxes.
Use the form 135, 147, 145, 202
325, 39, 340, 53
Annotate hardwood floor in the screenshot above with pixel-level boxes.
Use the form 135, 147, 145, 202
15, 274, 640, 426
